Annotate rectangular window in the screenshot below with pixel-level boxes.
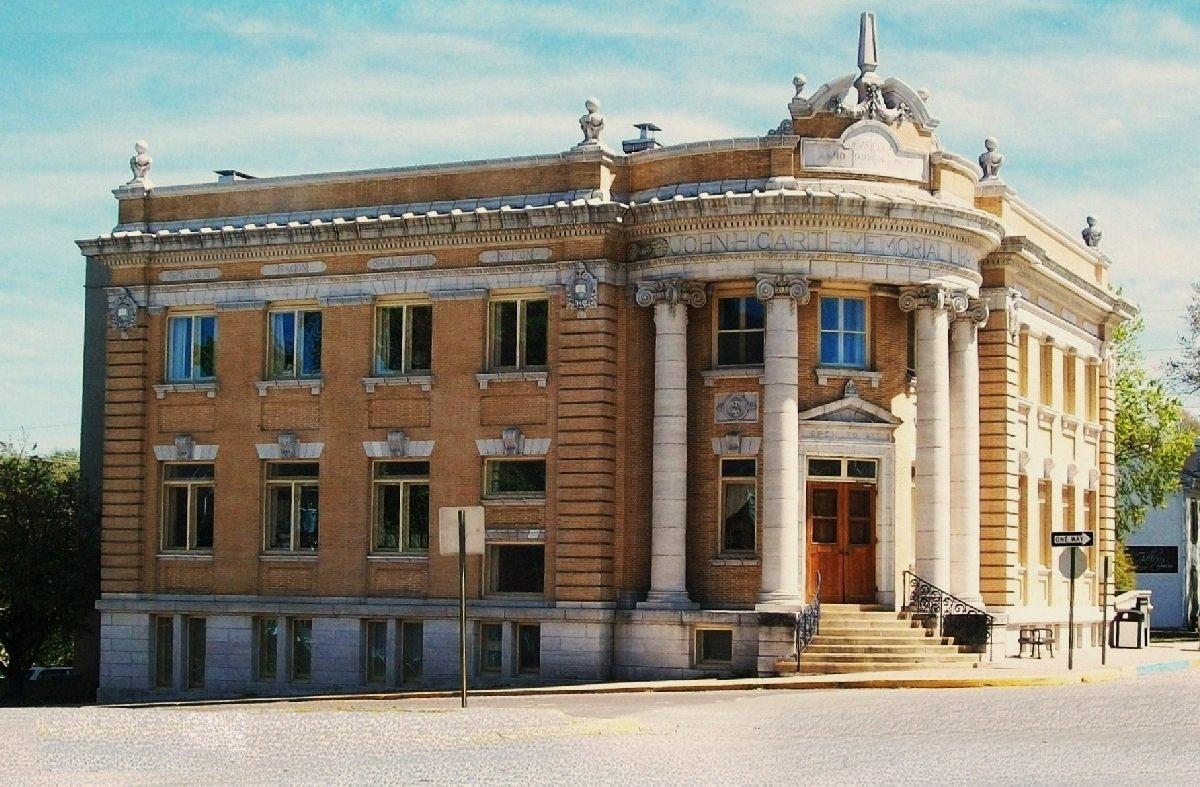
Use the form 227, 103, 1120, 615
1038, 480, 1052, 567
268, 310, 322, 379
1040, 341, 1054, 407
1086, 363, 1099, 421
488, 544, 545, 594
480, 623, 503, 673
290, 619, 313, 681
716, 296, 764, 366
372, 461, 430, 553
517, 624, 541, 673
1017, 476, 1029, 569
186, 617, 206, 689
720, 458, 756, 553
401, 621, 423, 682
1083, 490, 1098, 572
265, 463, 319, 552
375, 304, 433, 375
154, 616, 174, 688
1063, 484, 1077, 532
365, 621, 388, 685
1017, 332, 1029, 398
807, 457, 877, 481
819, 296, 868, 368
484, 459, 546, 498
167, 314, 216, 382
161, 463, 215, 552
695, 628, 734, 667
256, 618, 278, 681
488, 298, 548, 370
1064, 354, 1077, 415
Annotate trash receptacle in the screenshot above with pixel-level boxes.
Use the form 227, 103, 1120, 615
1112, 608, 1150, 648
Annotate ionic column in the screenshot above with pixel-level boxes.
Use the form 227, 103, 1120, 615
755, 275, 811, 607
949, 296, 989, 606
635, 279, 707, 608
900, 285, 956, 590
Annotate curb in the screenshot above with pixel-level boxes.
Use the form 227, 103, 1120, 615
110, 654, 1200, 710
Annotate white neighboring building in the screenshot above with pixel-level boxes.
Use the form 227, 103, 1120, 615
1125, 445, 1200, 630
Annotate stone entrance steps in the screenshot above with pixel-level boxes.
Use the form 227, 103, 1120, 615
775, 605, 979, 675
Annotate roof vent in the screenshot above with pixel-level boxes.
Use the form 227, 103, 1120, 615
622, 122, 662, 154
214, 169, 256, 184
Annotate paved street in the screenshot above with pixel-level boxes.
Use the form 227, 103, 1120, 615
2, 670, 1198, 784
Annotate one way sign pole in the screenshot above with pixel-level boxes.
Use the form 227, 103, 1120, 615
1052, 531, 1095, 670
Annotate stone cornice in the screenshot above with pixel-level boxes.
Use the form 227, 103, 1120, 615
983, 236, 1133, 317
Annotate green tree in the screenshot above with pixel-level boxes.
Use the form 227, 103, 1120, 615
0, 444, 98, 703
1114, 317, 1196, 592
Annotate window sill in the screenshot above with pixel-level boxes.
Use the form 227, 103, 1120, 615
154, 382, 218, 399
481, 497, 547, 507
260, 553, 318, 561
701, 366, 764, 387
711, 556, 760, 566
367, 553, 429, 562
157, 552, 213, 560
362, 374, 433, 393
814, 367, 880, 387
476, 370, 549, 389
256, 378, 323, 396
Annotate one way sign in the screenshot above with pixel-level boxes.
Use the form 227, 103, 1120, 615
1051, 531, 1095, 548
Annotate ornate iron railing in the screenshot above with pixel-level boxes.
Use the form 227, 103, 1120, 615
902, 570, 996, 659
793, 571, 822, 659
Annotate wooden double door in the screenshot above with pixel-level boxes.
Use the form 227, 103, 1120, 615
806, 482, 876, 603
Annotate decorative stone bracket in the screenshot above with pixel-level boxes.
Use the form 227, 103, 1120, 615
256, 432, 324, 460
363, 430, 435, 458
476, 427, 550, 457
152, 434, 218, 462
711, 432, 762, 456
715, 392, 759, 424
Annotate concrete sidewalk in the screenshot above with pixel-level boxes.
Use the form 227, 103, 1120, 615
116, 639, 1200, 708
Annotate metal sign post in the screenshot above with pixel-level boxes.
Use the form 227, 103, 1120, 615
1052, 531, 1094, 671
439, 506, 485, 710
1101, 555, 1110, 666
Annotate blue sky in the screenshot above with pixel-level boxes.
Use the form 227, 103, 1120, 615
2, 0, 1198, 451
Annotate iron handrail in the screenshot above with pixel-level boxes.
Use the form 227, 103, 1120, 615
793, 571, 822, 660
901, 570, 996, 660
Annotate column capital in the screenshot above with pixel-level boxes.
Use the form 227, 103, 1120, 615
898, 283, 967, 314
755, 274, 811, 306
951, 295, 989, 328
634, 279, 707, 310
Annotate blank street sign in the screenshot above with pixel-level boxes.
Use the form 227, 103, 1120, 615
438, 506, 486, 555
1051, 531, 1095, 548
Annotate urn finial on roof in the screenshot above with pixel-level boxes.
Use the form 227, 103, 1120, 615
576, 98, 605, 148
979, 137, 1004, 180
1082, 216, 1103, 247
127, 139, 153, 188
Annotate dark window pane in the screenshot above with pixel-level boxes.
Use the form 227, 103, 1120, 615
848, 519, 872, 545
258, 618, 278, 680
698, 629, 733, 664
812, 519, 838, 544
366, 621, 387, 684
488, 460, 546, 496
291, 620, 312, 680
716, 333, 742, 366
401, 621, 423, 681
165, 464, 214, 481
722, 482, 756, 552
267, 486, 292, 550
194, 486, 214, 549
717, 298, 743, 330
168, 317, 192, 381
491, 301, 518, 368
843, 298, 866, 331
155, 617, 173, 688
808, 459, 842, 477
406, 484, 430, 551
270, 312, 295, 377
843, 333, 866, 367
523, 300, 548, 367
297, 486, 319, 550
743, 332, 764, 365
375, 461, 430, 478
820, 297, 839, 329
196, 316, 216, 378
518, 625, 540, 672
165, 486, 189, 549
721, 459, 756, 478
494, 545, 545, 593
301, 312, 322, 376
409, 305, 432, 371
812, 488, 839, 518
742, 298, 764, 329
847, 460, 877, 479
375, 484, 401, 551
820, 332, 840, 364
378, 307, 405, 374
187, 618, 206, 689
268, 463, 319, 479
480, 624, 503, 672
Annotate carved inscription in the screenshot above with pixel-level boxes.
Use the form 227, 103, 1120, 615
650, 229, 975, 267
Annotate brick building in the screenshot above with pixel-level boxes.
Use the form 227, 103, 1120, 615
79, 12, 1131, 699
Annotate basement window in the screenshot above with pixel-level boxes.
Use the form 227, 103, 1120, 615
694, 628, 734, 668
488, 544, 545, 595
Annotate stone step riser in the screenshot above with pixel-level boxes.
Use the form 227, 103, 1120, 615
805, 646, 969, 655
792, 654, 977, 663
813, 637, 955, 646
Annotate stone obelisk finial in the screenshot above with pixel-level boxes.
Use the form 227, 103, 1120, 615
858, 11, 878, 74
